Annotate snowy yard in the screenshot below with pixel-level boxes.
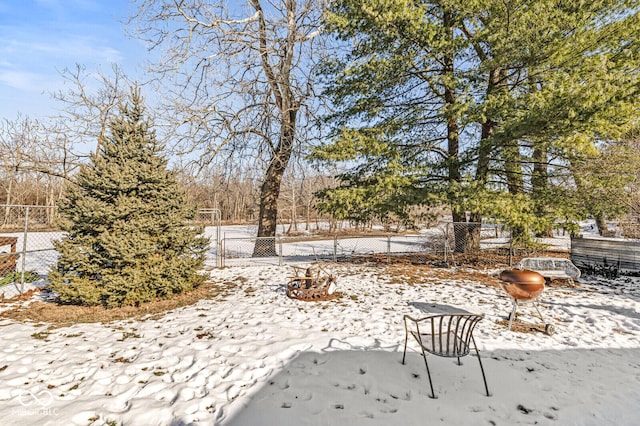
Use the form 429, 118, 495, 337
1, 259, 639, 425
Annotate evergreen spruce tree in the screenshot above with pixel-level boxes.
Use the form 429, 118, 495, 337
48, 89, 209, 308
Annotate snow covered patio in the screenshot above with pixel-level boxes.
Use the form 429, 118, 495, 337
1, 262, 639, 425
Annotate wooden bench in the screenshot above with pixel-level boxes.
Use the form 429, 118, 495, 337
517, 257, 581, 284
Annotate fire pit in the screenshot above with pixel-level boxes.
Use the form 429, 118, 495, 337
499, 269, 555, 335
286, 266, 337, 301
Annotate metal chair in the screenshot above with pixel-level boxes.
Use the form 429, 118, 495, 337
402, 313, 490, 398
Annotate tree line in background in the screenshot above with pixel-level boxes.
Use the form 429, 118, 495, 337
0, 141, 338, 231
1, 0, 640, 250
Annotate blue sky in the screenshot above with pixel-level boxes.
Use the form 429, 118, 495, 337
0, 0, 147, 120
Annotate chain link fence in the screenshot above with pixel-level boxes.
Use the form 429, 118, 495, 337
194, 208, 222, 269
444, 222, 510, 263
221, 233, 444, 266
0, 205, 60, 295
443, 222, 572, 266
221, 222, 571, 267
0, 206, 223, 296
0, 209, 572, 295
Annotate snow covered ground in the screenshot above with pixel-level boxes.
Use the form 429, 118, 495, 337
0, 222, 639, 425
0, 259, 639, 425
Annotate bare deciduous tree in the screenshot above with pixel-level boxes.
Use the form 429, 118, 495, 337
131, 0, 327, 255
0, 115, 70, 226
51, 64, 133, 156
0, 66, 136, 225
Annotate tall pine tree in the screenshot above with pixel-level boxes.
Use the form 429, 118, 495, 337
49, 89, 209, 308
316, 0, 640, 247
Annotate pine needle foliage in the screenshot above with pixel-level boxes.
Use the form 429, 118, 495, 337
48, 90, 209, 308
316, 0, 640, 234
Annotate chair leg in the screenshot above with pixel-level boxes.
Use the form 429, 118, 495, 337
472, 335, 491, 397
402, 329, 409, 365
420, 346, 437, 399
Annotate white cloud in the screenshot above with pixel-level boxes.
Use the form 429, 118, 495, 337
0, 69, 59, 92
0, 35, 124, 65
0, 70, 43, 91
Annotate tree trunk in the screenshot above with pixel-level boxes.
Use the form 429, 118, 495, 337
250, 0, 302, 256
253, 107, 297, 256
463, 67, 505, 252
532, 143, 554, 237
254, 164, 286, 255
594, 213, 609, 236
475, 75, 501, 185
504, 139, 525, 242
441, 9, 478, 254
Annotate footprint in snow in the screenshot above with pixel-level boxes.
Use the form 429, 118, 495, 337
517, 404, 533, 414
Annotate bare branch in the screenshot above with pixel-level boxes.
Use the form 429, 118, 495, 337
130, 0, 330, 242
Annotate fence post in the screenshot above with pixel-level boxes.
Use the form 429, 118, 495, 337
19, 207, 29, 293
333, 236, 338, 263
215, 210, 221, 268
221, 232, 226, 268
387, 236, 391, 263
216, 236, 221, 268
278, 237, 283, 266
444, 223, 449, 264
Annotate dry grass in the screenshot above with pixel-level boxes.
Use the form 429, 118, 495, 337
347, 250, 570, 270
343, 250, 576, 290
0, 280, 234, 327
383, 263, 503, 288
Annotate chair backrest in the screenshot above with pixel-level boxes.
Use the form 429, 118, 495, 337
416, 314, 483, 358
